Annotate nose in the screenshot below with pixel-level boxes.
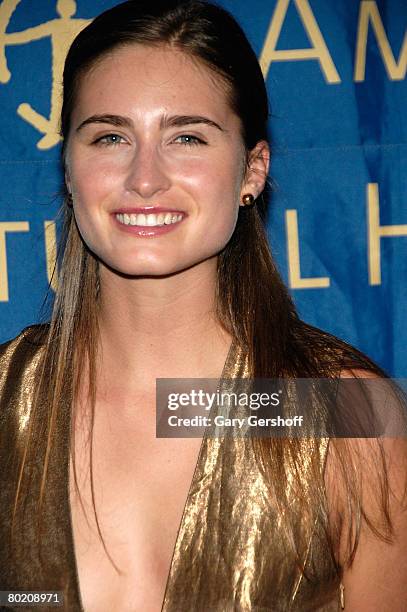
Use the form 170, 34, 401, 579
125, 142, 171, 200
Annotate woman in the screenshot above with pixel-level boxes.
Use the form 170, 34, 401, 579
0, 1, 406, 610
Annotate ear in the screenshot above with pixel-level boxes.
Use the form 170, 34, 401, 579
239, 140, 270, 206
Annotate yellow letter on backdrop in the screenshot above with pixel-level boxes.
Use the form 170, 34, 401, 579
355, 1, 407, 81
260, 0, 340, 83
286, 210, 330, 289
367, 183, 407, 285
0, 221, 29, 301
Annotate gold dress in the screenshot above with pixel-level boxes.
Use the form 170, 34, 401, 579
0, 325, 342, 611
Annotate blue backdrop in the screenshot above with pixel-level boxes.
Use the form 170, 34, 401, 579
0, 0, 406, 375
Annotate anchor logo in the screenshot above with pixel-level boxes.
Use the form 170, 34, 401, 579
0, 0, 90, 149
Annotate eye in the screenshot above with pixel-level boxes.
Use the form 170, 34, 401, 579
173, 134, 206, 146
93, 133, 126, 146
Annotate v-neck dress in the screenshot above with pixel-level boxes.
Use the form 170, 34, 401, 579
0, 325, 342, 611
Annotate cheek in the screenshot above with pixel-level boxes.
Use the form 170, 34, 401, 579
66, 164, 109, 254
211, 203, 240, 246
195, 173, 241, 249
67, 158, 116, 230
66, 137, 126, 197
71, 200, 103, 257
178, 153, 243, 203
178, 156, 243, 247
69, 160, 120, 201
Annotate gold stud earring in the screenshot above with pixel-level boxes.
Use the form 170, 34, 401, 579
241, 193, 255, 206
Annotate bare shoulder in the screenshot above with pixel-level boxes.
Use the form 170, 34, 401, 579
325, 368, 407, 610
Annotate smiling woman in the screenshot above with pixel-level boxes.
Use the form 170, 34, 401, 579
64, 43, 253, 276
0, 1, 406, 612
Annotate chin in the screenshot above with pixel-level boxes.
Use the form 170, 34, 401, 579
99, 255, 190, 279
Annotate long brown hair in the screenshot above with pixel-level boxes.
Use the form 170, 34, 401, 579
13, 0, 406, 580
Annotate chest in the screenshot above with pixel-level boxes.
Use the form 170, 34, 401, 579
69, 403, 203, 612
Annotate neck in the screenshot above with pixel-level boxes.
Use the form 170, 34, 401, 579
96, 259, 232, 390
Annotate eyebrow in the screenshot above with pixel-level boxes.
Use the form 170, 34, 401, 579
160, 114, 225, 132
76, 113, 225, 132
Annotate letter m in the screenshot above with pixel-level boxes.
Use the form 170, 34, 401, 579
355, 1, 407, 81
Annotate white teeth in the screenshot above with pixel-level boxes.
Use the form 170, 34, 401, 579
116, 212, 183, 227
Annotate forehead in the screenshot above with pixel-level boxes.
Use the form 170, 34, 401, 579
73, 44, 236, 126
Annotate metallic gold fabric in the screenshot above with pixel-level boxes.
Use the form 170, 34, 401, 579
0, 324, 82, 611
0, 326, 341, 611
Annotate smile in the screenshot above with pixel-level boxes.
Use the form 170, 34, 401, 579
115, 212, 183, 227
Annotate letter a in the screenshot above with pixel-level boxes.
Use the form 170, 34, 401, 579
259, 0, 340, 83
